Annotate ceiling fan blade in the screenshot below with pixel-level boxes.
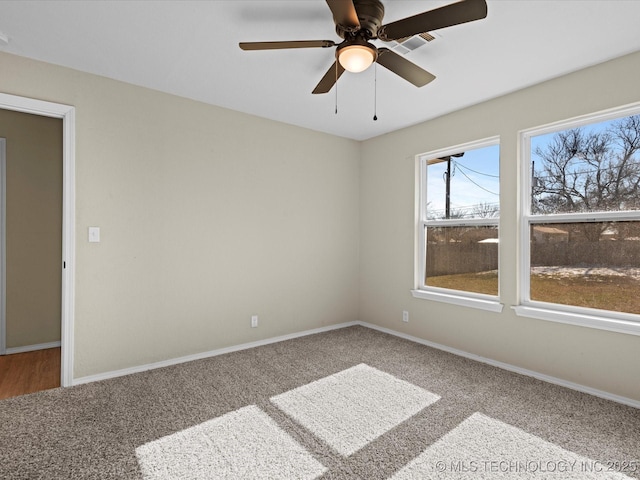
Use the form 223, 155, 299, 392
325, 0, 360, 32
377, 0, 487, 41
239, 40, 336, 51
376, 48, 435, 87
312, 61, 346, 94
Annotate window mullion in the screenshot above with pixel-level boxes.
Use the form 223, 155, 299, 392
528, 211, 640, 224
425, 218, 499, 228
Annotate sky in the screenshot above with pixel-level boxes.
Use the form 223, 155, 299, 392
529, 114, 638, 212
423, 114, 632, 220
425, 143, 500, 219
530, 117, 612, 163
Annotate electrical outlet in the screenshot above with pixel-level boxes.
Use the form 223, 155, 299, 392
402, 311, 409, 323
251, 315, 258, 328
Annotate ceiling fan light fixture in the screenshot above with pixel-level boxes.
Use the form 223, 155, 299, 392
240, 0, 488, 93
337, 44, 376, 73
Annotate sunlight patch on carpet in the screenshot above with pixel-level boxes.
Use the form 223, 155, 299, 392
270, 363, 440, 456
391, 412, 634, 479
136, 405, 326, 480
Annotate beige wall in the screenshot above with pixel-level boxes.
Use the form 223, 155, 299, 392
360, 50, 640, 401
1, 48, 639, 402
0, 109, 62, 348
0, 52, 361, 378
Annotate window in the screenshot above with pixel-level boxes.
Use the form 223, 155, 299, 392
413, 137, 502, 312
517, 104, 640, 335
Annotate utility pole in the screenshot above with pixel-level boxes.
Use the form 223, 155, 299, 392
428, 152, 464, 219
445, 156, 452, 219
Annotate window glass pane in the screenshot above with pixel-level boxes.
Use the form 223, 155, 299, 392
531, 115, 640, 214
425, 226, 498, 295
530, 221, 640, 314
426, 144, 500, 220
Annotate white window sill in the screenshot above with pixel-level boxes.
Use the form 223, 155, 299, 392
411, 289, 504, 313
513, 305, 640, 337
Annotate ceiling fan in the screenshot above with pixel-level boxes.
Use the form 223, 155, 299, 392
239, 0, 488, 94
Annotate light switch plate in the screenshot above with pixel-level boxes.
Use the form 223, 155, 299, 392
88, 226, 100, 243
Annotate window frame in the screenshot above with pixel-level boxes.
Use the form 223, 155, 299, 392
516, 102, 640, 336
412, 136, 503, 312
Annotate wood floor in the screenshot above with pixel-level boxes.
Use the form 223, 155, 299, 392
0, 347, 60, 400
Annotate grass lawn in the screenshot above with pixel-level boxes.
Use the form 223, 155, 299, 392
427, 271, 640, 314
427, 271, 499, 296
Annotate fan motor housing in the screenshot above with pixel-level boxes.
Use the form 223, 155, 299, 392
336, 0, 385, 39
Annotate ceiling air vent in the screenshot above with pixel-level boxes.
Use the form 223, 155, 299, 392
390, 32, 436, 55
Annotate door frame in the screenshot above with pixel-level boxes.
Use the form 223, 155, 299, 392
0, 138, 5, 356
0, 93, 75, 387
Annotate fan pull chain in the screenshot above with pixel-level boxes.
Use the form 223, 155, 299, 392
373, 62, 378, 121
334, 60, 338, 114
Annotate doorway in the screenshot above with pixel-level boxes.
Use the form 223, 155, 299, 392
0, 112, 61, 398
0, 93, 75, 391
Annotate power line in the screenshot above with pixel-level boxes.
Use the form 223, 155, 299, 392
455, 164, 499, 196
455, 161, 500, 178
427, 201, 500, 219
533, 165, 640, 180
531, 157, 640, 180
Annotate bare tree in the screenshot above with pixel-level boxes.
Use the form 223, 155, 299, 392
472, 201, 500, 218
532, 115, 640, 241
533, 115, 640, 214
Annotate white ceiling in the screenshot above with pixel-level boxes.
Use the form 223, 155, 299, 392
1, 1, 639, 141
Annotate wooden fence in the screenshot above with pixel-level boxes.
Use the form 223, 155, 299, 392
531, 240, 640, 267
426, 243, 498, 276
426, 240, 640, 277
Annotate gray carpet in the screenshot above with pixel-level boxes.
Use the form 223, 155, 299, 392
1, 326, 639, 479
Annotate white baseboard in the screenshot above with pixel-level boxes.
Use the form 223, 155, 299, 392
359, 321, 640, 410
5, 341, 61, 355
73, 321, 359, 385
71, 320, 640, 409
